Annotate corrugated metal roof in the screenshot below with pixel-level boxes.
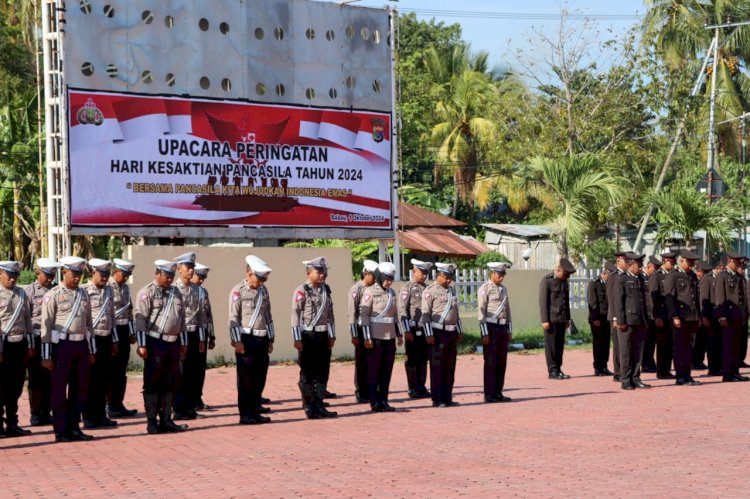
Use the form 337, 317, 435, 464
399, 203, 466, 228
398, 227, 489, 257
481, 223, 553, 239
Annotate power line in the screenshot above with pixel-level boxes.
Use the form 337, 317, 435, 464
401, 8, 641, 22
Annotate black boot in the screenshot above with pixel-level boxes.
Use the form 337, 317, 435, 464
159, 393, 187, 433
405, 365, 418, 397
315, 384, 337, 418
299, 381, 319, 419
144, 393, 160, 434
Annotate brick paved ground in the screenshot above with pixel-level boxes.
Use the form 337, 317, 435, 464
2, 349, 749, 497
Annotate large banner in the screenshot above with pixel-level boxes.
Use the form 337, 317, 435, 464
68, 90, 392, 230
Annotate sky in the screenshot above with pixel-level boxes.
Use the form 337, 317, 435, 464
348, 0, 647, 70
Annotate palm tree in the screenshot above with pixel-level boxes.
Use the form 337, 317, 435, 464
651, 188, 743, 250
517, 155, 625, 259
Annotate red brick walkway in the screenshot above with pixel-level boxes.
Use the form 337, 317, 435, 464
2, 350, 748, 497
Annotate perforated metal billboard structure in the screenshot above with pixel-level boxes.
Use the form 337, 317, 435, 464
43, 0, 397, 258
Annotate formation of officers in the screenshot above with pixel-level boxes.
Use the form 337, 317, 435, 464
580, 250, 750, 391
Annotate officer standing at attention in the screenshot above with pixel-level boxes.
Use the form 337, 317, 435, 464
229, 255, 274, 424
172, 252, 207, 420
359, 262, 402, 412
613, 253, 651, 390
291, 257, 337, 419
641, 256, 662, 373
607, 252, 628, 382
692, 261, 713, 370
664, 249, 702, 386
539, 258, 576, 379
738, 257, 750, 368
651, 251, 677, 379
83, 258, 119, 429
714, 252, 750, 382
700, 258, 723, 376
191, 263, 215, 411
107, 258, 138, 418
319, 267, 337, 400
421, 262, 463, 407
587, 262, 614, 376
40, 256, 96, 442
348, 260, 377, 403
0, 261, 33, 437
25, 258, 61, 426
478, 262, 513, 402
398, 259, 433, 399
134, 259, 188, 434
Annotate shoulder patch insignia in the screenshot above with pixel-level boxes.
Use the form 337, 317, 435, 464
43, 295, 50, 304
423, 291, 431, 300
400, 290, 408, 300
362, 294, 371, 303
232, 291, 241, 302
140, 293, 148, 302
479, 288, 485, 296
295, 290, 305, 302
352, 292, 358, 300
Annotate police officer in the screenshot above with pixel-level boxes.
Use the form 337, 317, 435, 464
192, 263, 216, 411
539, 258, 576, 379
613, 253, 651, 390
650, 251, 677, 379
319, 267, 337, 400
422, 262, 463, 407
229, 255, 274, 424
739, 257, 750, 368
291, 257, 337, 419
25, 258, 61, 426
692, 260, 713, 370
107, 258, 137, 418
701, 258, 723, 376
641, 256, 662, 372
172, 252, 207, 420
360, 262, 402, 412
83, 258, 119, 429
134, 259, 189, 434
398, 259, 432, 399
0, 261, 33, 436
587, 262, 614, 376
714, 252, 750, 382
607, 252, 628, 381
478, 262, 512, 402
348, 260, 377, 403
40, 256, 96, 442
664, 249, 701, 386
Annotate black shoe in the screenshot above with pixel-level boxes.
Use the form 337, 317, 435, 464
321, 401, 331, 407
634, 381, 652, 389
317, 405, 338, 418
723, 375, 739, 382
641, 366, 657, 373
196, 400, 212, 410
173, 411, 195, 421
439, 401, 460, 407
4, 424, 31, 437
431, 401, 440, 407
497, 394, 512, 402
676, 378, 700, 386
381, 402, 396, 412
707, 370, 722, 376
693, 363, 708, 370
83, 419, 97, 429
108, 406, 137, 418
408, 390, 421, 399
305, 407, 322, 419
370, 402, 384, 412
558, 371, 571, 379
159, 420, 188, 432
601, 368, 614, 376
55, 432, 73, 443
30, 414, 52, 427
258, 406, 272, 414
357, 396, 370, 403
593, 369, 605, 377
688, 378, 701, 386
324, 390, 337, 399
734, 374, 750, 381
484, 395, 501, 403
240, 415, 271, 425
260, 397, 271, 404
100, 418, 118, 427
146, 420, 160, 434
548, 371, 562, 380
415, 389, 431, 398
612, 375, 621, 382
621, 382, 635, 390
657, 373, 675, 380
69, 429, 94, 441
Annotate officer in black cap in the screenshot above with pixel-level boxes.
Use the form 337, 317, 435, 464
664, 249, 701, 385
587, 262, 614, 376
692, 260, 713, 370
613, 253, 650, 389
701, 257, 724, 375
739, 257, 750, 368
650, 251, 677, 379
539, 258, 576, 379
607, 252, 628, 381
714, 252, 750, 382
641, 255, 662, 372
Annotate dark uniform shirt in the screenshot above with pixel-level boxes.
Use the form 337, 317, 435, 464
714, 268, 747, 322
539, 273, 570, 324
649, 268, 671, 320
587, 277, 608, 322
664, 267, 700, 321
699, 271, 718, 319
613, 271, 648, 326
607, 269, 624, 322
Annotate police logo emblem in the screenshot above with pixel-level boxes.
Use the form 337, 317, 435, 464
76, 98, 104, 126
371, 118, 385, 143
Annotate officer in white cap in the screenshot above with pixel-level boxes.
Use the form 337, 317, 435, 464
0, 261, 33, 437
82, 259, 119, 428
398, 259, 433, 398
359, 261, 403, 412
40, 256, 96, 442
107, 258, 138, 418
191, 263, 215, 411
229, 255, 274, 424
421, 262, 463, 407
170, 252, 207, 420
291, 256, 337, 419
348, 259, 378, 403
24, 257, 61, 426
134, 259, 188, 434
478, 262, 513, 403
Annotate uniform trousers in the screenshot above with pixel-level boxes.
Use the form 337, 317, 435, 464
196, 337, 209, 405
175, 330, 201, 413
544, 322, 567, 374
404, 328, 429, 392
642, 320, 658, 370
706, 319, 722, 373
618, 324, 646, 383
353, 326, 368, 399
589, 320, 610, 370
692, 324, 708, 367
1, 339, 28, 427
236, 334, 269, 418
721, 320, 742, 376
483, 324, 509, 397
655, 320, 674, 376
27, 332, 52, 420
429, 329, 458, 404
611, 322, 620, 376
366, 338, 396, 404
107, 324, 132, 410
298, 331, 330, 403
51, 340, 90, 435
84, 334, 114, 422
142, 337, 181, 398
673, 320, 697, 381
740, 320, 748, 365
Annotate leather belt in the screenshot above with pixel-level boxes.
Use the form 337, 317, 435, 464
147, 331, 179, 343
485, 317, 508, 325
242, 328, 268, 337
431, 323, 457, 332
303, 325, 329, 332
370, 316, 395, 324
94, 330, 112, 337
115, 319, 130, 326
186, 325, 198, 332
3, 334, 26, 343
59, 333, 85, 341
